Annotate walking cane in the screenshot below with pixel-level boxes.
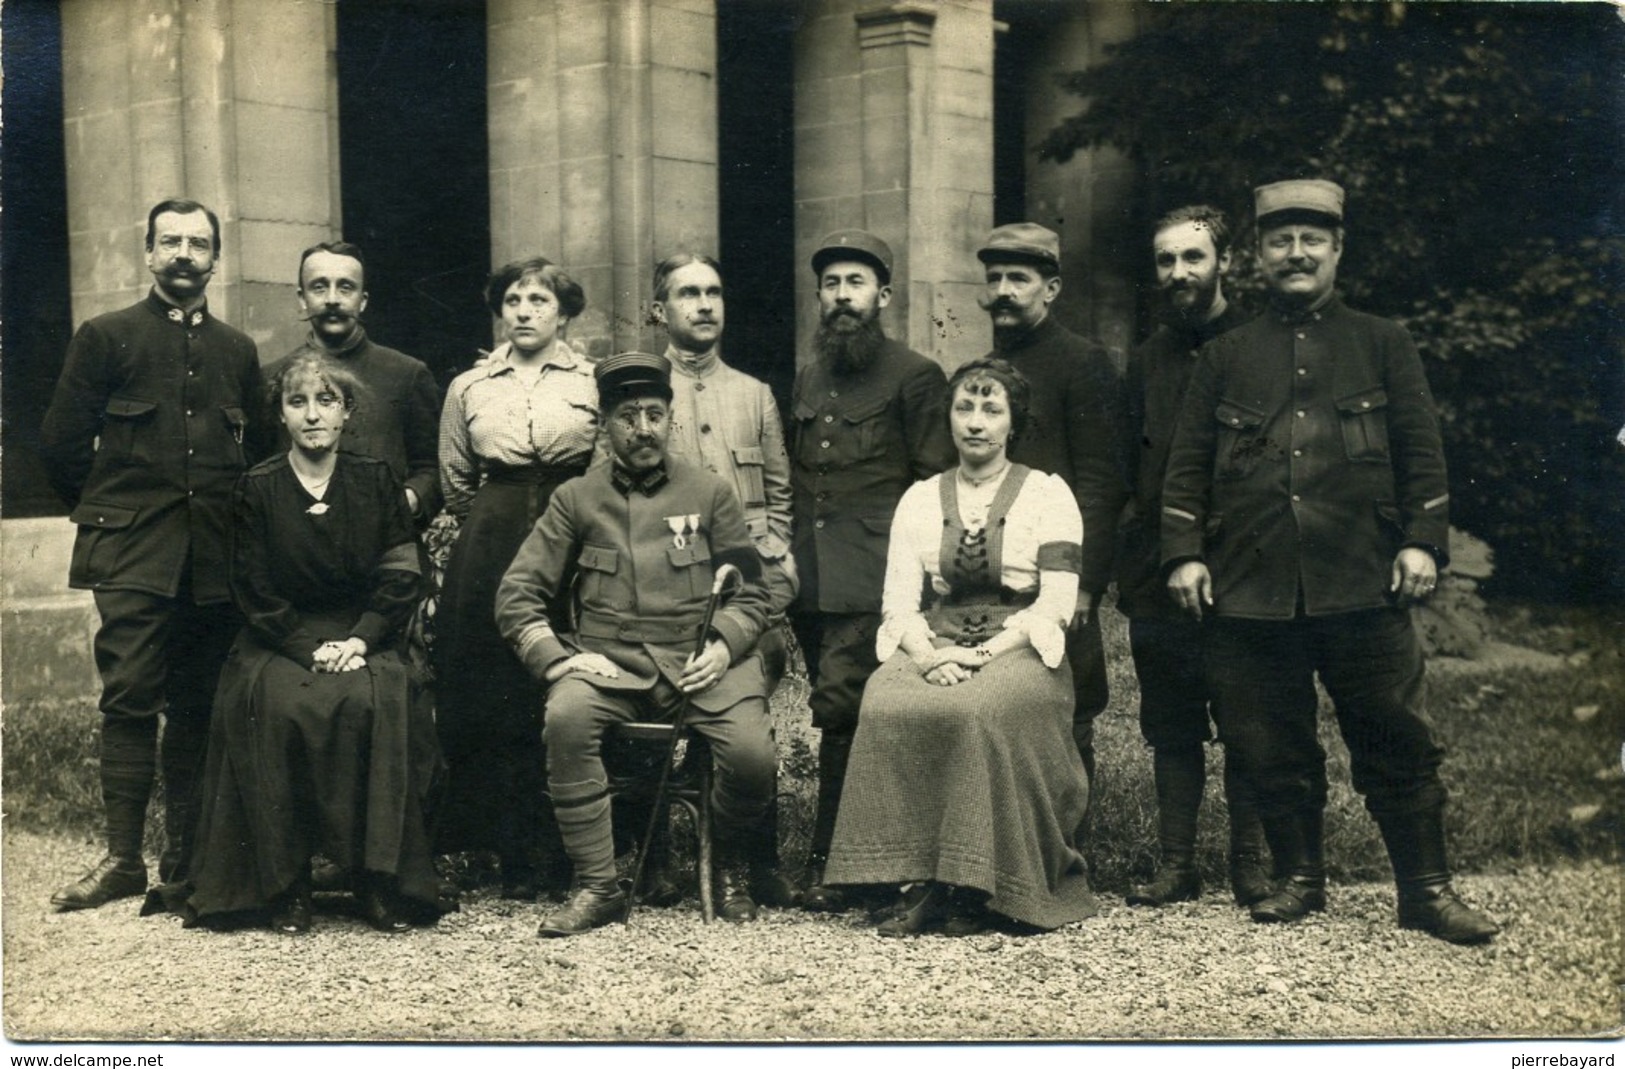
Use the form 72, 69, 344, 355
623, 562, 743, 923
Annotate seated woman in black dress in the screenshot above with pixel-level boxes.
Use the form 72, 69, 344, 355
182, 353, 442, 934
823, 358, 1096, 936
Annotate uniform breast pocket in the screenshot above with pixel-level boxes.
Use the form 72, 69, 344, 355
576, 543, 622, 611
100, 396, 158, 465
1213, 399, 1269, 481
730, 446, 767, 508
1336, 388, 1391, 462
838, 396, 892, 463
666, 540, 712, 600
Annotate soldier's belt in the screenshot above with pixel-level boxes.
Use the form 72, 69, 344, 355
576, 612, 705, 645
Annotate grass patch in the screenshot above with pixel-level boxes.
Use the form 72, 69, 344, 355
7, 602, 1619, 892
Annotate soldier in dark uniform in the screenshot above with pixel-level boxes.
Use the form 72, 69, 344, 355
495, 352, 777, 936
787, 230, 956, 911
41, 198, 270, 910
977, 222, 1130, 799
265, 241, 441, 525
1117, 205, 1268, 909
1162, 180, 1498, 943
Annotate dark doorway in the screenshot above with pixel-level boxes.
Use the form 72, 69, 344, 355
1, 0, 72, 518
716, 1, 800, 408
335, 0, 490, 387
992, 3, 1043, 228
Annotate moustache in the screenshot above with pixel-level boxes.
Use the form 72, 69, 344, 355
297, 308, 356, 323
979, 295, 1019, 314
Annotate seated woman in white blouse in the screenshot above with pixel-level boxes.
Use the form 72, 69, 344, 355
824, 357, 1097, 936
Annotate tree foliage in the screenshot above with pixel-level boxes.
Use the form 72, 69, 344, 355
1040, 2, 1624, 603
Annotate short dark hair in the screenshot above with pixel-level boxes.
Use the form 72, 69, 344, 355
484, 257, 587, 319
945, 356, 1033, 448
268, 352, 362, 414
145, 199, 222, 254
1153, 204, 1232, 258
652, 252, 723, 302
297, 241, 367, 288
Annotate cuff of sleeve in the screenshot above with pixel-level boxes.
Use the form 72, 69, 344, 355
1004, 610, 1067, 669
515, 626, 569, 680
709, 613, 752, 664
876, 614, 931, 662
350, 613, 389, 649
755, 532, 790, 561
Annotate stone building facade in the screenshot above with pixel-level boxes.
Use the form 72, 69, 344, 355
4, 0, 1146, 707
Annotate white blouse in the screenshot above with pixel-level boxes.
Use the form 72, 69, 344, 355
876, 467, 1083, 668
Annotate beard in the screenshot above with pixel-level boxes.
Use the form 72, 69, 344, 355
815, 310, 887, 376
1160, 273, 1220, 324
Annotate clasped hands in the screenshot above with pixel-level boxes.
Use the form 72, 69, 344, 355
312, 637, 368, 673
914, 645, 991, 687
543, 639, 732, 695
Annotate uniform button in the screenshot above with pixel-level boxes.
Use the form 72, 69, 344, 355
823, 415, 834, 424
1291, 494, 1301, 502
1361, 401, 1372, 409
828, 390, 838, 399
188, 369, 196, 377
1229, 418, 1241, 426
815, 519, 825, 530
96, 514, 105, 524
187, 490, 195, 497
1295, 410, 1306, 418
820, 440, 831, 449
1297, 367, 1307, 376
1296, 332, 1306, 340
188, 448, 195, 456
1292, 449, 1303, 457
695, 382, 706, 392
186, 409, 194, 417
700, 423, 711, 433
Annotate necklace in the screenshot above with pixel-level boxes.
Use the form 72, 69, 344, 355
957, 462, 1009, 489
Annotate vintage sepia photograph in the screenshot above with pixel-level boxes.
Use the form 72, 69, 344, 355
1, 0, 1620, 1059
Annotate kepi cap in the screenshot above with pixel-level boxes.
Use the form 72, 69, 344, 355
811, 229, 893, 284
1254, 179, 1345, 226
976, 222, 1061, 270
595, 351, 673, 405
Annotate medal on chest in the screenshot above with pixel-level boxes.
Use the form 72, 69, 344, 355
665, 514, 701, 549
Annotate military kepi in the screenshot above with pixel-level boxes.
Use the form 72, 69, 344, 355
977, 222, 1061, 271
1254, 179, 1345, 226
595, 351, 673, 406
811, 229, 893, 285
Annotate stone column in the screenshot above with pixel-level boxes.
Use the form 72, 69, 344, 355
1019, 0, 1143, 365
488, 0, 718, 358
793, 0, 995, 372
59, 0, 340, 361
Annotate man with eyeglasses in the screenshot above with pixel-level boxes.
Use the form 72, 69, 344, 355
496, 352, 777, 936
41, 198, 270, 911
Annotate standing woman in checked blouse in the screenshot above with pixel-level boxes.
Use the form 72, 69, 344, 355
434, 258, 598, 898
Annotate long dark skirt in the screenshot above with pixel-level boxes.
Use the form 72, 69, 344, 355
825, 647, 1096, 930
184, 634, 444, 927
433, 465, 582, 864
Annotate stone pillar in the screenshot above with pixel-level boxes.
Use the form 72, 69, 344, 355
488, 0, 718, 359
1019, 0, 1143, 365
59, 0, 340, 362
793, 0, 996, 372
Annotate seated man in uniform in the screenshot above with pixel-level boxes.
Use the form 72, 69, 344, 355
496, 352, 777, 936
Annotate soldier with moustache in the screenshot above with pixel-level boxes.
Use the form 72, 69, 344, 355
1162, 180, 1498, 943
650, 252, 800, 906
1117, 206, 1268, 909
265, 242, 441, 526
496, 352, 777, 935
788, 231, 956, 912
41, 198, 270, 910
976, 223, 1130, 797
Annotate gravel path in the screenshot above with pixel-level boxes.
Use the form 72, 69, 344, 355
3, 828, 1619, 1043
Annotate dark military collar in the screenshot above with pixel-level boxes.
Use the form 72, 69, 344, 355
991, 312, 1059, 354
610, 461, 670, 497
145, 289, 208, 327
1270, 292, 1342, 326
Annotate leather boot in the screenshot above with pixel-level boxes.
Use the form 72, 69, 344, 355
51, 855, 148, 912
537, 879, 627, 937
801, 732, 851, 913
715, 859, 759, 923
1223, 761, 1273, 907
157, 712, 206, 884
1250, 808, 1326, 923
1377, 807, 1499, 945
1127, 746, 1204, 906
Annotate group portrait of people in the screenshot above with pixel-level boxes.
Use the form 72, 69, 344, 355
38, 177, 1498, 948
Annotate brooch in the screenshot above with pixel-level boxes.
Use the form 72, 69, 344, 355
306, 502, 330, 516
